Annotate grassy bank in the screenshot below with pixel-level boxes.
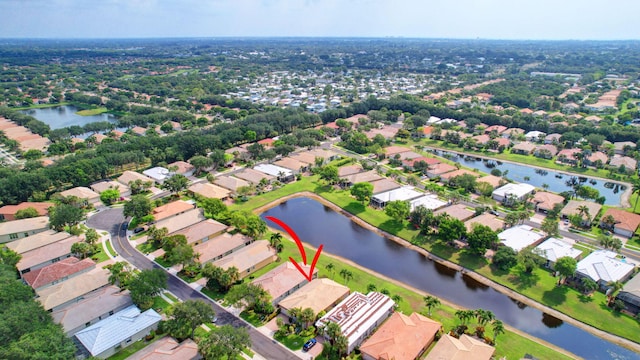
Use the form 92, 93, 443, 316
13, 102, 69, 110
76, 107, 108, 116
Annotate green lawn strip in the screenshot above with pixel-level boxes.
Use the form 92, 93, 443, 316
154, 256, 173, 268
92, 248, 110, 263
201, 287, 225, 301
76, 107, 107, 116
136, 241, 160, 254
242, 347, 254, 357
239, 310, 265, 327
107, 334, 160, 360
152, 295, 172, 314
274, 332, 306, 350
164, 291, 179, 302
13, 102, 69, 110
105, 240, 116, 257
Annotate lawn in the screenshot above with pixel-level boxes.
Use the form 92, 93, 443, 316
152, 295, 172, 314
13, 102, 69, 110
164, 291, 179, 303
274, 332, 307, 350
105, 240, 116, 257
76, 107, 107, 116
239, 310, 266, 327
92, 248, 110, 263
108, 334, 160, 360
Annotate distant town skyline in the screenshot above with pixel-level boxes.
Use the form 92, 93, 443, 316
1, 0, 639, 40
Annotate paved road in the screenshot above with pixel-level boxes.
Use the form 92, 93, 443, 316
87, 208, 299, 360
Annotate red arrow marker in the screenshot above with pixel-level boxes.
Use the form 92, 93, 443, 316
265, 216, 323, 282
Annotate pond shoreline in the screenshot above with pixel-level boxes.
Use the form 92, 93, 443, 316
255, 191, 640, 355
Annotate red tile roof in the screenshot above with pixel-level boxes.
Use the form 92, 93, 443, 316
23, 257, 95, 289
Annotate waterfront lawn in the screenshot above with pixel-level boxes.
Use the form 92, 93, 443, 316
76, 107, 107, 116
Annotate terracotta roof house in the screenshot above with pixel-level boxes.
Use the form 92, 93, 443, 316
503, 128, 525, 139
425, 334, 495, 360
484, 125, 507, 134
194, 232, 253, 263
306, 148, 340, 162
168, 161, 195, 177
6, 230, 72, 254
52, 285, 133, 335
531, 191, 565, 213
511, 141, 536, 155
151, 200, 195, 223
561, 200, 602, 226
171, 219, 228, 246
584, 151, 609, 167
214, 175, 251, 192
557, 148, 581, 165
187, 182, 231, 200
402, 156, 440, 171
360, 312, 442, 360
288, 151, 320, 166
153, 208, 206, 234
234, 168, 275, 185
472, 134, 490, 145
258, 138, 275, 147
371, 178, 402, 195
60, 186, 100, 206
126, 337, 199, 360
75, 305, 161, 359
338, 164, 364, 177
16, 235, 79, 274
613, 141, 636, 155
90, 180, 131, 198
278, 278, 350, 316
439, 169, 479, 183
434, 204, 475, 221
534, 144, 559, 159
274, 157, 310, 173
576, 250, 636, 289
342, 170, 383, 187
130, 126, 147, 136
544, 133, 562, 144
23, 257, 95, 290
0, 201, 53, 221
600, 208, 640, 238
0, 216, 50, 243
37, 262, 112, 311
252, 262, 318, 305
396, 151, 423, 161
476, 175, 504, 189
316, 292, 395, 354
117, 171, 154, 188
534, 238, 582, 270
384, 146, 411, 157
426, 163, 457, 179
212, 240, 276, 279
609, 155, 637, 173
465, 213, 504, 232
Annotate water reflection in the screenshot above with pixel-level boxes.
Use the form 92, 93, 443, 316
461, 273, 489, 291
434, 262, 457, 278
542, 313, 564, 328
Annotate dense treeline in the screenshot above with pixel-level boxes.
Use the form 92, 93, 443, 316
0, 107, 50, 136
480, 77, 567, 109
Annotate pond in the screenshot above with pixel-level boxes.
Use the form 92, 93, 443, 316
21, 105, 117, 130
262, 197, 637, 360
428, 149, 626, 206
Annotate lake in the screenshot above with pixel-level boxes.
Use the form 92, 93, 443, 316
262, 197, 638, 360
21, 105, 117, 130
428, 148, 626, 206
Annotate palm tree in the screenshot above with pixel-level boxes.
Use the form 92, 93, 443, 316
492, 320, 505, 343
601, 214, 617, 230
299, 308, 316, 330
423, 295, 441, 317
269, 232, 283, 253
324, 321, 342, 346
577, 205, 590, 222
391, 294, 403, 304
367, 283, 377, 293
607, 281, 624, 304
455, 309, 474, 325
633, 179, 640, 213
475, 309, 495, 326
334, 335, 349, 356
339, 269, 353, 284
580, 277, 598, 295
325, 262, 335, 278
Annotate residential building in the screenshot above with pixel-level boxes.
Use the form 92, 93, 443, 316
410, 194, 447, 212
253, 163, 295, 182
338, 164, 364, 177
171, 219, 228, 246
584, 151, 608, 167
525, 130, 546, 142
561, 200, 602, 226
425, 334, 495, 360
0, 201, 53, 221
533, 144, 559, 159
426, 163, 458, 178
90, 180, 131, 198
600, 208, 640, 238
544, 133, 562, 144
252, 262, 318, 305
0, 216, 49, 243
306, 148, 340, 162
36, 263, 112, 311
402, 156, 440, 171
60, 186, 101, 206
195, 232, 254, 264
187, 182, 231, 200
511, 141, 536, 155
535, 238, 582, 269
212, 240, 276, 279
75, 305, 162, 359
503, 128, 525, 139
23, 257, 95, 290
557, 148, 581, 165
465, 213, 504, 232
384, 146, 411, 158
168, 160, 195, 177
396, 151, 424, 160
234, 168, 275, 185
6, 230, 72, 254
214, 175, 251, 193
439, 169, 479, 183
341, 170, 383, 187
531, 191, 565, 213
492, 183, 535, 204
225, 146, 250, 161
476, 175, 504, 190
153, 208, 206, 234
16, 235, 79, 274
126, 337, 199, 360
609, 155, 637, 173
484, 125, 507, 134
370, 178, 402, 194
575, 250, 635, 289
616, 275, 640, 315
360, 312, 442, 360
316, 292, 395, 354
434, 204, 475, 221
278, 278, 350, 316
613, 141, 636, 155
151, 200, 195, 223
274, 157, 310, 174
143, 166, 174, 184
52, 286, 133, 335
117, 171, 154, 188
370, 186, 423, 208
498, 225, 544, 252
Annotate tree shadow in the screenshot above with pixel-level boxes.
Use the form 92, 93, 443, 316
458, 250, 489, 270
380, 219, 405, 235
342, 201, 366, 215
488, 264, 511, 277
541, 285, 569, 306
578, 294, 594, 303
430, 240, 456, 260
510, 269, 540, 291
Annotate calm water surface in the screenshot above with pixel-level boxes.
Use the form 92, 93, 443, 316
262, 197, 638, 360
21, 105, 117, 129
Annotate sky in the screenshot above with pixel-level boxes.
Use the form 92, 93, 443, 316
1, 0, 639, 40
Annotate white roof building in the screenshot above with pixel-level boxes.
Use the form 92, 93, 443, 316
498, 225, 544, 252
409, 194, 448, 212
253, 164, 294, 178
492, 183, 536, 203
142, 167, 173, 184
534, 238, 582, 268
316, 292, 395, 353
525, 130, 546, 141
75, 305, 161, 358
576, 250, 636, 286
371, 186, 423, 208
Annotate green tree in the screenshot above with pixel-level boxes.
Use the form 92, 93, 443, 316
449, 173, 478, 193
324, 321, 342, 346
269, 232, 284, 253
226, 283, 271, 311
384, 200, 410, 223
14, 207, 40, 219
128, 269, 167, 310
492, 246, 518, 271
325, 262, 335, 278
198, 325, 251, 360
166, 300, 216, 340
167, 243, 198, 270
48, 203, 85, 231
100, 188, 120, 205
123, 194, 152, 220
492, 319, 505, 343
189, 155, 213, 176
299, 307, 316, 330
541, 216, 559, 237
84, 228, 99, 245
129, 179, 152, 195
518, 246, 545, 274
466, 224, 498, 255
71, 242, 93, 259
438, 217, 466, 244
319, 165, 339, 184
0, 246, 21, 267
339, 268, 353, 284
580, 277, 598, 294
200, 197, 227, 219
202, 263, 240, 292
163, 174, 189, 195
555, 256, 577, 285
350, 182, 373, 203
106, 261, 133, 287
245, 215, 267, 239
423, 295, 441, 316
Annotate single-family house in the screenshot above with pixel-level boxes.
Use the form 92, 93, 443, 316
130, 126, 146, 136
116, 171, 154, 188
52, 286, 133, 335
557, 148, 582, 165
151, 200, 195, 223
410, 194, 447, 212
370, 186, 423, 208
168, 161, 195, 177
306, 148, 340, 162
561, 200, 602, 226
472, 134, 490, 146
476, 175, 504, 190
426, 163, 457, 179
384, 146, 412, 158
288, 151, 320, 167
60, 186, 101, 207
484, 125, 507, 135
341, 170, 383, 187
498, 225, 544, 252
0, 216, 50, 243
402, 156, 440, 171
531, 191, 565, 213
525, 131, 546, 142
609, 155, 637, 173
396, 151, 423, 161
0, 201, 53, 221
316, 292, 395, 354
616, 275, 640, 315
465, 213, 504, 232
535, 238, 582, 269
187, 182, 231, 200
575, 250, 636, 290
278, 278, 350, 316
214, 175, 251, 193
6, 230, 72, 254
143, 167, 174, 184
613, 141, 636, 155
225, 146, 250, 161
36, 263, 112, 311
360, 312, 442, 360
234, 168, 275, 185
253, 164, 295, 183
425, 334, 495, 360
600, 208, 640, 238
212, 240, 276, 279
492, 183, 535, 204
338, 164, 364, 177
90, 180, 131, 199
439, 169, 479, 183
434, 204, 475, 222
274, 157, 310, 174
503, 128, 525, 139
153, 208, 206, 234
17, 235, 79, 274
371, 178, 402, 195
75, 305, 162, 359
584, 151, 609, 167
252, 262, 318, 305
544, 133, 562, 144
126, 337, 199, 360
511, 141, 536, 155
534, 144, 559, 159
194, 232, 254, 264
23, 257, 95, 290
171, 219, 228, 246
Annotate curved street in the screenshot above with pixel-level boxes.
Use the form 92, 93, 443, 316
87, 208, 300, 360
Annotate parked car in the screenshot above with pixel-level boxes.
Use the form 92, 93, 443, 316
303, 338, 317, 352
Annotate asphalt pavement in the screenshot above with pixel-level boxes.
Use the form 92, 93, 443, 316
87, 208, 300, 360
